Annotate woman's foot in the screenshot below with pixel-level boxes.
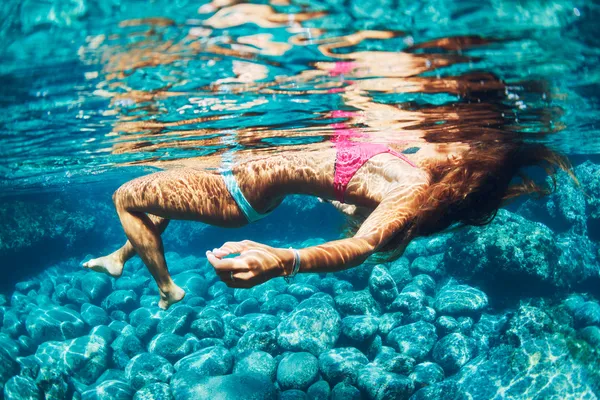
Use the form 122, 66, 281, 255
83, 253, 124, 278
158, 284, 186, 310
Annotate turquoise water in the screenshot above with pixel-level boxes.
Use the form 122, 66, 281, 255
1, 0, 600, 399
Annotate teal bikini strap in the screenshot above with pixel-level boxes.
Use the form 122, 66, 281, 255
221, 169, 269, 223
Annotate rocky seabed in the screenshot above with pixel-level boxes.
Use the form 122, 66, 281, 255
1, 162, 600, 400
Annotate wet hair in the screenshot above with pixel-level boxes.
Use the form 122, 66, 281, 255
374, 136, 575, 261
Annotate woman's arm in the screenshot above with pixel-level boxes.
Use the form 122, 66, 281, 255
295, 182, 428, 274
207, 179, 428, 288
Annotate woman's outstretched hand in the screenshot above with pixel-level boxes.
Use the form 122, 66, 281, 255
206, 240, 293, 288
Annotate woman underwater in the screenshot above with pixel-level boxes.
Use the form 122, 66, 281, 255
83, 125, 571, 309
82, 21, 571, 309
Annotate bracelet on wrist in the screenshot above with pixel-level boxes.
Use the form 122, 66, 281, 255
285, 248, 301, 284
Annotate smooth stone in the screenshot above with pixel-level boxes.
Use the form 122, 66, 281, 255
277, 352, 319, 390
332, 281, 354, 296
34, 334, 110, 384
235, 330, 277, 356
286, 284, 318, 300
230, 314, 277, 333
174, 346, 233, 376
133, 383, 173, 400
341, 316, 379, 342
112, 334, 145, 369
368, 265, 399, 307
371, 346, 415, 375
280, 390, 307, 400
409, 362, 445, 389
388, 259, 413, 287
409, 275, 436, 296
260, 294, 299, 315
81, 303, 111, 327
66, 288, 90, 306
378, 312, 403, 336
307, 380, 330, 400
405, 307, 437, 324
357, 366, 415, 400
157, 306, 195, 335
81, 273, 112, 303
172, 273, 209, 298
191, 318, 225, 338
125, 353, 174, 390
4, 375, 41, 400
115, 276, 150, 292
434, 284, 488, 315
573, 301, 600, 328
436, 316, 460, 336
410, 254, 445, 278
331, 382, 361, 400
234, 298, 260, 316
318, 347, 368, 385
391, 290, 425, 313
432, 333, 473, 374
2, 310, 24, 338
579, 326, 600, 347
149, 333, 194, 363
170, 371, 277, 400
277, 299, 341, 356
82, 380, 135, 400
386, 321, 437, 361
25, 306, 86, 343
96, 369, 127, 383
17, 355, 40, 380
102, 290, 138, 313
335, 290, 381, 316
411, 380, 463, 400
233, 351, 276, 381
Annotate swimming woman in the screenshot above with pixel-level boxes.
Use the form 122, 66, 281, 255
83, 128, 570, 309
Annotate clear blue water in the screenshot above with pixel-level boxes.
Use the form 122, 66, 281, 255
1, 1, 599, 399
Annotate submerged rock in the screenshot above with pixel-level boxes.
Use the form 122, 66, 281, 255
443, 210, 600, 291
318, 347, 368, 385
454, 334, 599, 399
368, 265, 398, 307
233, 351, 276, 381
277, 299, 341, 355
335, 290, 381, 316
174, 346, 233, 377
34, 333, 110, 384
277, 352, 319, 390
133, 383, 173, 400
341, 316, 379, 342
434, 283, 488, 316
125, 353, 174, 390
102, 290, 138, 313
80, 273, 112, 304
25, 305, 86, 343
170, 371, 277, 400
307, 380, 330, 400
356, 366, 414, 400
82, 380, 135, 400
409, 362, 445, 389
3, 375, 41, 400
386, 321, 437, 361
81, 303, 111, 327
431, 333, 474, 374
148, 333, 194, 363
331, 382, 361, 400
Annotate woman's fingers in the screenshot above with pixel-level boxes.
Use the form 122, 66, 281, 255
206, 252, 249, 272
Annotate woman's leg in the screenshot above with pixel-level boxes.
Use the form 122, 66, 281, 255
83, 215, 169, 277
87, 168, 250, 309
